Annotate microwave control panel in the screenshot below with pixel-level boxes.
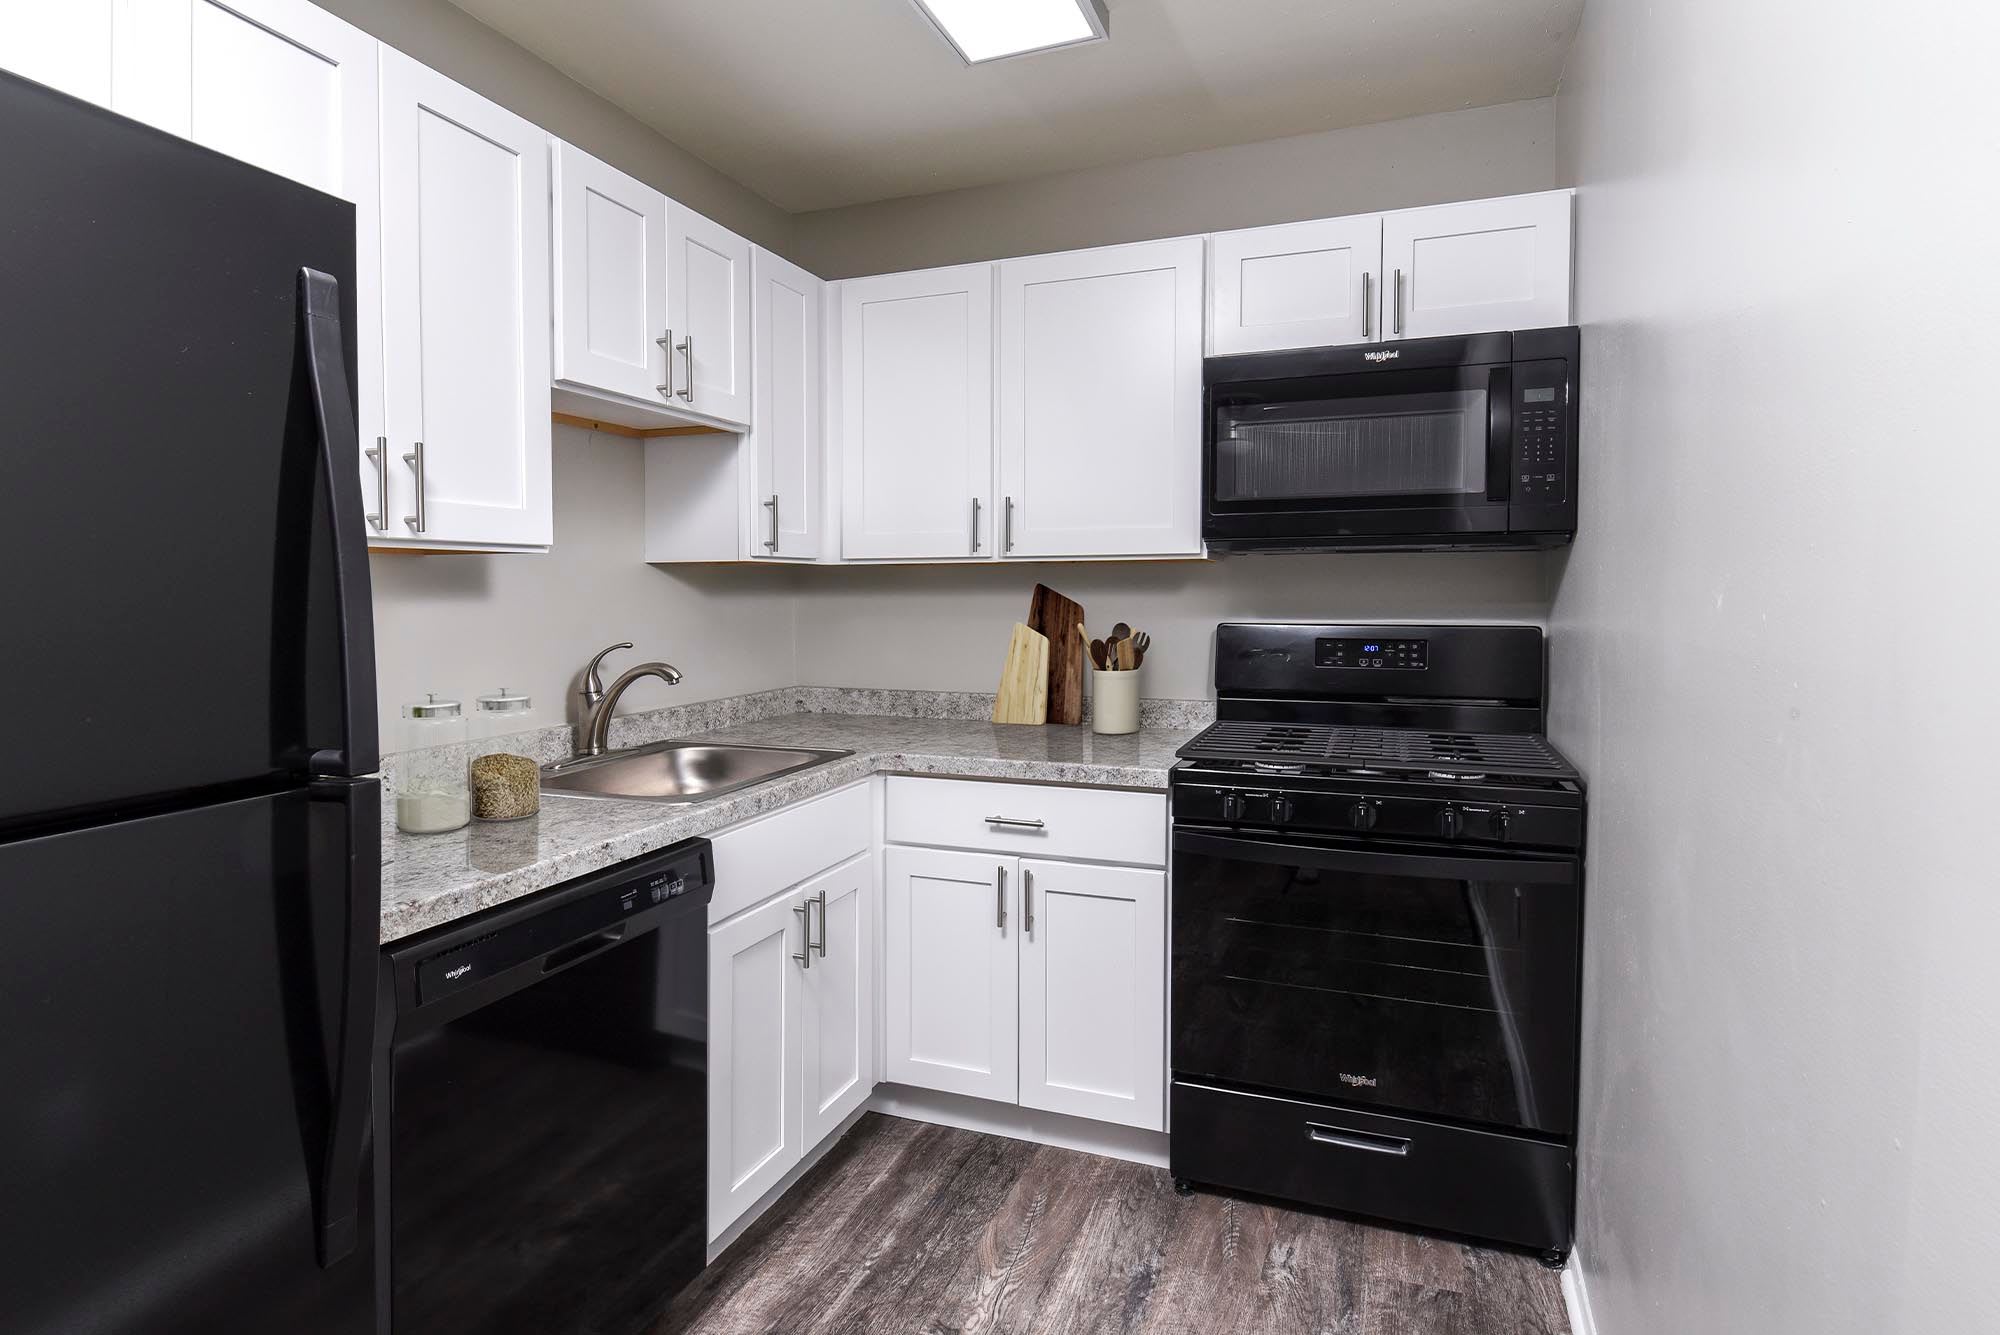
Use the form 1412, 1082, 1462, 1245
1515, 364, 1569, 502
1316, 637, 1428, 670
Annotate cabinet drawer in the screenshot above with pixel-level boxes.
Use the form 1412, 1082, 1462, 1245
885, 777, 1165, 868
1170, 1080, 1573, 1254
708, 781, 870, 922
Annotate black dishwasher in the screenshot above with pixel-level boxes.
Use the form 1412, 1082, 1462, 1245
376, 838, 713, 1335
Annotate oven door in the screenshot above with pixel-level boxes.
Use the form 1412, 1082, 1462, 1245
1204, 350, 1514, 548
1171, 827, 1579, 1136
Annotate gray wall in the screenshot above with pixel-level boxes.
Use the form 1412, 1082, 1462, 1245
316, 0, 791, 250
370, 429, 798, 736
790, 97, 1560, 278
792, 556, 1553, 700
1549, 1, 1999, 1331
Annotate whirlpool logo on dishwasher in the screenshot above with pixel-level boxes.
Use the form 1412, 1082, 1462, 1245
1363, 349, 1401, 363
445, 963, 473, 981
1339, 1072, 1379, 1088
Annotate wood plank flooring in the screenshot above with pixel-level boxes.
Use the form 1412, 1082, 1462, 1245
654, 1114, 1568, 1335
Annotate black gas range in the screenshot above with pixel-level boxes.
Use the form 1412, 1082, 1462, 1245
1168, 623, 1584, 1264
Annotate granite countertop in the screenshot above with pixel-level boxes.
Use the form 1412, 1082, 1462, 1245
380, 712, 1196, 943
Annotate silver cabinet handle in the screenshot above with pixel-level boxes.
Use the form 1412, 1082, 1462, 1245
763, 494, 779, 551
813, 888, 828, 959
1308, 1122, 1410, 1156
676, 333, 694, 403
1024, 867, 1035, 937
365, 437, 388, 530
792, 901, 811, 969
970, 497, 982, 553
1393, 268, 1405, 337
401, 440, 425, 533
655, 327, 674, 398
1362, 272, 1373, 340
995, 864, 1007, 933
1003, 496, 1015, 552
985, 815, 1045, 829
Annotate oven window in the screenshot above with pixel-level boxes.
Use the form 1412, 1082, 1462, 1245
1171, 837, 1578, 1135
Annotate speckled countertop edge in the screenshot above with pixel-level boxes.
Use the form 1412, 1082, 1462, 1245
379, 711, 1197, 944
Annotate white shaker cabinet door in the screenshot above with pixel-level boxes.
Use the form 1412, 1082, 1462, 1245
551, 137, 670, 408
1381, 191, 1573, 339
799, 854, 874, 1146
997, 237, 1204, 557
377, 49, 551, 548
1017, 859, 1166, 1131
707, 890, 805, 1243
0, 0, 119, 108
665, 203, 752, 428
882, 846, 1018, 1102
748, 246, 823, 560
1209, 215, 1384, 354
839, 265, 994, 560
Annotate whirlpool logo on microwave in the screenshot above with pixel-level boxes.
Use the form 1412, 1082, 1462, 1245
1339, 1072, 1379, 1088
1363, 349, 1401, 363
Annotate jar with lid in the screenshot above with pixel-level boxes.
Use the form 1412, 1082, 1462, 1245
396, 695, 470, 834
470, 688, 541, 822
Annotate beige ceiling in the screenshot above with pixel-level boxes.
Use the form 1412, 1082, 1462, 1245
448, 0, 1584, 213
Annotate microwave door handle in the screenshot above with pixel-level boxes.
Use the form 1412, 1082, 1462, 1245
1487, 365, 1514, 504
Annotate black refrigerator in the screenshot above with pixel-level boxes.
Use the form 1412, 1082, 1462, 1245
0, 74, 379, 1334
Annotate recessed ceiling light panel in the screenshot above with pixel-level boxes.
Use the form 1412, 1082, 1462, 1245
910, 0, 1110, 64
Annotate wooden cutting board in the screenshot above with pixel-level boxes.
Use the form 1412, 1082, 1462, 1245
1026, 583, 1086, 726
991, 623, 1049, 724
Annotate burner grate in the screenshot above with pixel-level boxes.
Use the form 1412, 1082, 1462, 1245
1178, 720, 1577, 780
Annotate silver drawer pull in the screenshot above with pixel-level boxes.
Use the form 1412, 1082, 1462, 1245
995, 864, 1007, 933
1307, 1123, 1410, 1157
792, 902, 811, 969
365, 438, 388, 530
401, 440, 426, 533
985, 815, 1045, 829
656, 328, 674, 397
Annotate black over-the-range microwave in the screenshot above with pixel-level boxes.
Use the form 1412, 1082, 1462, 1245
1202, 326, 1579, 551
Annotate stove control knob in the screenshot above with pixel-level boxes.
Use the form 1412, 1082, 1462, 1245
1221, 791, 1244, 821
1494, 809, 1512, 842
1274, 796, 1295, 824
1439, 806, 1463, 838
1350, 800, 1379, 831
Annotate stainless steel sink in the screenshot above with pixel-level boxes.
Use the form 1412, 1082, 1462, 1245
540, 740, 851, 805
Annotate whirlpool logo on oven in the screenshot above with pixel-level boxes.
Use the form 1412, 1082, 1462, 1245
445, 963, 473, 981
1339, 1072, 1379, 1088
1362, 349, 1401, 363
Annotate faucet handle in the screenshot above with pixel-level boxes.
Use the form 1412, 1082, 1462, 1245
582, 642, 633, 704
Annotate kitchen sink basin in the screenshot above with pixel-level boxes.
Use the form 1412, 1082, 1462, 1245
540, 740, 851, 805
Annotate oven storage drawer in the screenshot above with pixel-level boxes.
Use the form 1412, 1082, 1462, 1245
1170, 1080, 1573, 1254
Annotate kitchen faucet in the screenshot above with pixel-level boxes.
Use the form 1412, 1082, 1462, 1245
573, 642, 682, 759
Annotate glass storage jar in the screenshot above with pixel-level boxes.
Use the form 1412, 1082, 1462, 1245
396, 695, 470, 835
470, 688, 540, 821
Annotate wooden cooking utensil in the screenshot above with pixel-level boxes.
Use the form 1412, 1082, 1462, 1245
1109, 622, 1131, 644
1027, 583, 1086, 725
1117, 636, 1135, 671
991, 623, 1049, 724
1090, 638, 1109, 670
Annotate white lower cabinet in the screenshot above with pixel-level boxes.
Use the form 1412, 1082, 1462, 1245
882, 783, 1168, 1133
1017, 859, 1166, 1130
882, 846, 1019, 1102
706, 787, 874, 1245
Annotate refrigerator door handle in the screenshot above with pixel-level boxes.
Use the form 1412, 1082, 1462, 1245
298, 269, 380, 778
310, 776, 379, 1268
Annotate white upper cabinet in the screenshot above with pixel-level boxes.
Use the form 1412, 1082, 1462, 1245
1210, 215, 1383, 355
882, 845, 1018, 1103
665, 204, 752, 428
997, 237, 1203, 558
749, 247, 823, 560
550, 137, 670, 413
839, 265, 994, 560
1017, 859, 1165, 1132
1382, 191, 1573, 339
377, 49, 551, 549
0, 0, 120, 106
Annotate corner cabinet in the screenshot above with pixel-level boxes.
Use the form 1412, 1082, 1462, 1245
376, 49, 552, 550
996, 238, 1204, 558
838, 265, 995, 560
665, 204, 752, 429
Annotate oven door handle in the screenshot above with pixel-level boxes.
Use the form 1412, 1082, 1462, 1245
1487, 364, 1514, 504
1173, 827, 1577, 885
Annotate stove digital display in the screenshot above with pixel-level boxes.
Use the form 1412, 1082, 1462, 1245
1316, 637, 1428, 670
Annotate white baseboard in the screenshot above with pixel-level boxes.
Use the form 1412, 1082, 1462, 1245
1561, 1247, 1597, 1335
869, 1083, 1170, 1168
